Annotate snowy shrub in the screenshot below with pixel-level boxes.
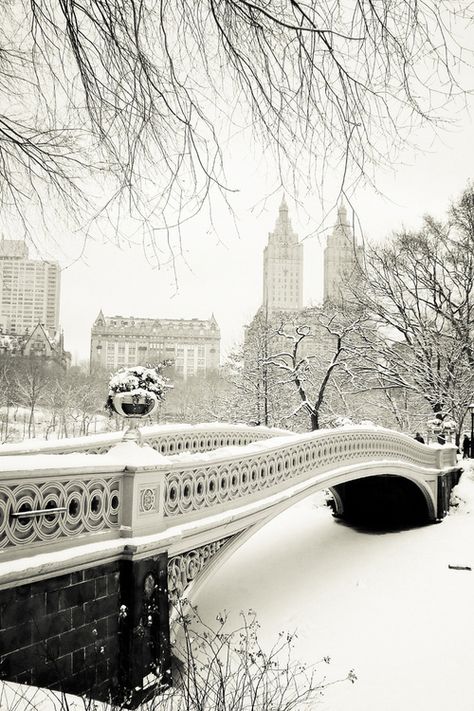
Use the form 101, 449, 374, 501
333, 416, 354, 427
450, 476, 474, 515
105, 365, 172, 415
161, 604, 356, 711
427, 417, 457, 431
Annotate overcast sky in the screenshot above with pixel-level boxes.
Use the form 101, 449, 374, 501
28, 87, 474, 366
56, 101, 474, 366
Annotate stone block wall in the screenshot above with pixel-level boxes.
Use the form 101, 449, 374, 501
0, 561, 121, 699
0, 553, 171, 706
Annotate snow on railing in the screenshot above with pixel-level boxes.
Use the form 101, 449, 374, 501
0, 422, 289, 457
0, 427, 457, 561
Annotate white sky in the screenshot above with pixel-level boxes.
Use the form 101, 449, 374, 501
30, 90, 474, 365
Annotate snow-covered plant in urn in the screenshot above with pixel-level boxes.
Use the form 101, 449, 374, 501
106, 364, 172, 417
427, 416, 457, 431
442, 418, 457, 431
334, 416, 354, 428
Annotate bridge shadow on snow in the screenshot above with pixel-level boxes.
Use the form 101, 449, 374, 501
330, 475, 432, 533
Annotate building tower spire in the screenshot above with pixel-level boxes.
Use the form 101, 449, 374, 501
263, 197, 303, 312
323, 202, 362, 307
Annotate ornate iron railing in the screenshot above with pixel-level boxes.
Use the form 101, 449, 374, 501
162, 428, 453, 518
0, 462, 122, 552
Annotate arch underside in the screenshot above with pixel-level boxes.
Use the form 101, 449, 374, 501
330, 474, 433, 528
168, 465, 438, 612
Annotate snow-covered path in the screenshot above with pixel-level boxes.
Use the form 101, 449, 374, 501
192, 481, 474, 711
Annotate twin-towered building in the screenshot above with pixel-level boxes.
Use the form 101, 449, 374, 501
244, 197, 365, 425
262, 196, 362, 313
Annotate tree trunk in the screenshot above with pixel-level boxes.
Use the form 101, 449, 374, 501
62, 414, 69, 439
28, 405, 35, 439
310, 411, 319, 431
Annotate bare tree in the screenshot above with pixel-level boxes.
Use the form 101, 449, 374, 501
13, 358, 52, 438
224, 307, 303, 428
267, 310, 364, 430
357, 186, 474, 434
162, 370, 233, 423
64, 368, 108, 436
1, 1, 470, 246
229, 308, 278, 426
0, 359, 15, 442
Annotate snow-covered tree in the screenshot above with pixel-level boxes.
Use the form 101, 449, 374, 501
163, 370, 233, 424
356, 186, 474, 435
12, 359, 52, 439
265, 308, 366, 431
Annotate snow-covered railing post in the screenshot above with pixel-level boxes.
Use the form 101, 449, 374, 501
120, 462, 167, 537
435, 444, 457, 470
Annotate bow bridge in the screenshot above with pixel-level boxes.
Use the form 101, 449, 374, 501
0, 423, 461, 704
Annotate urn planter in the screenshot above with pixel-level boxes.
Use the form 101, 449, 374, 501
112, 391, 159, 419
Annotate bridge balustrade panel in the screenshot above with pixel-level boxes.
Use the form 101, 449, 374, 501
142, 424, 288, 455
0, 428, 456, 560
0, 463, 122, 553
163, 429, 449, 519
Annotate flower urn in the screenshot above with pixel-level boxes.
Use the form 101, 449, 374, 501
111, 390, 159, 419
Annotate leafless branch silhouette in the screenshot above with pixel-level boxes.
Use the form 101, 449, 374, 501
0, 0, 470, 249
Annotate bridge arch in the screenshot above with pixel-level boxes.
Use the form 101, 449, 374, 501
168, 460, 439, 615
330, 474, 434, 528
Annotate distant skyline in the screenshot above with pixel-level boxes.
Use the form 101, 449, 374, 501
20, 91, 474, 366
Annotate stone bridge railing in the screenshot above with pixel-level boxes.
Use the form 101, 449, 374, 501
0, 427, 457, 563
0, 423, 288, 457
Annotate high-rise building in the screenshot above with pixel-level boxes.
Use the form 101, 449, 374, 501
263, 196, 303, 312
0, 238, 60, 334
90, 312, 221, 377
323, 203, 362, 306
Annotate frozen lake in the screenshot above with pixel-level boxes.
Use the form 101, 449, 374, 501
192, 481, 474, 711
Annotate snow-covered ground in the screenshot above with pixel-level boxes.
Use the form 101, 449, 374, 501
192, 469, 474, 711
